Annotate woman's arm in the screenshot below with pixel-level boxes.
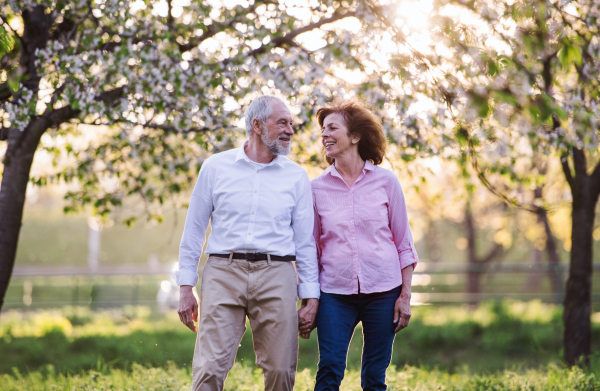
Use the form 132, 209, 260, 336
386, 173, 418, 271
393, 264, 413, 333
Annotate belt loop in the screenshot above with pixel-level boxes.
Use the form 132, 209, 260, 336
266, 254, 271, 266
228, 252, 234, 265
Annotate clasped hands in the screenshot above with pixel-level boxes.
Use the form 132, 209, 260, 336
298, 298, 319, 339
297, 294, 412, 339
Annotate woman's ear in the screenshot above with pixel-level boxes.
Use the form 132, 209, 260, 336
351, 137, 360, 145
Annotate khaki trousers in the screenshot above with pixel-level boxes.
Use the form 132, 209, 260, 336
192, 255, 299, 391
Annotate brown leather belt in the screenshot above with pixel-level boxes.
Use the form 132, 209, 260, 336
209, 253, 296, 262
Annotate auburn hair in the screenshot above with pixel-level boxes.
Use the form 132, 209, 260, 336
316, 99, 387, 166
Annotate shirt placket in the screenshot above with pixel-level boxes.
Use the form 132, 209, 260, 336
245, 167, 262, 251
351, 170, 367, 289
349, 189, 360, 285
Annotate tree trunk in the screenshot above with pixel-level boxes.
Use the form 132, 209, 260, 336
0, 123, 48, 310
526, 245, 542, 292
426, 219, 440, 262
464, 200, 505, 307
541, 212, 562, 303
563, 194, 595, 366
465, 202, 480, 306
0, 5, 54, 311
531, 162, 562, 302
562, 149, 600, 366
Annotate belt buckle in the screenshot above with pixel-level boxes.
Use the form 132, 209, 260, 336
246, 252, 258, 261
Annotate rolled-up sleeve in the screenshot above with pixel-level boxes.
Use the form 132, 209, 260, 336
292, 174, 320, 299
177, 160, 214, 286
388, 175, 418, 271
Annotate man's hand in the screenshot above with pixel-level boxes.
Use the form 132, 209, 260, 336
298, 298, 319, 339
178, 285, 199, 332
393, 293, 411, 333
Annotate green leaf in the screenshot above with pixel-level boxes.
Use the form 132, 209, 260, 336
486, 58, 500, 77
0, 25, 15, 58
401, 154, 416, 162
558, 38, 582, 68
455, 126, 469, 146
492, 89, 518, 106
470, 92, 491, 117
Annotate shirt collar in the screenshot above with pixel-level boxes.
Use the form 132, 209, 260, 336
326, 160, 374, 178
364, 161, 375, 171
235, 141, 286, 168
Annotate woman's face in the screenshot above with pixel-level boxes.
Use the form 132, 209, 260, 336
322, 113, 359, 160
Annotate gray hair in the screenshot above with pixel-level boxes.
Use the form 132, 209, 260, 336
244, 95, 286, 137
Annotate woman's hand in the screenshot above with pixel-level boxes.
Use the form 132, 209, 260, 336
394, 264, 414, 333
298, 298, 319, 339
393, 293, 411, 333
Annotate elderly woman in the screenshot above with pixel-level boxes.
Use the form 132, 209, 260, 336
301, 100, 418, 391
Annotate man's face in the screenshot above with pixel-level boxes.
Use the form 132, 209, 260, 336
261, 101, 294, 156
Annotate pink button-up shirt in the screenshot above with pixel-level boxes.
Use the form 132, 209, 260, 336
311, 161, 418, 295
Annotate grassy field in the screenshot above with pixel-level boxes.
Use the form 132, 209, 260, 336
2, 362, 600, 390
3, 301, 600, 389
3, 301, 600, 376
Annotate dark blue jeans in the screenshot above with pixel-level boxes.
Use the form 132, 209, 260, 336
314, 285, 402, 391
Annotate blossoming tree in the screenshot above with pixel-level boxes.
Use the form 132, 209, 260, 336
0, 0, 401, 310
368, 0, 599, 365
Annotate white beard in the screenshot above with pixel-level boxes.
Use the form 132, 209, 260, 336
261, 128, 291, 155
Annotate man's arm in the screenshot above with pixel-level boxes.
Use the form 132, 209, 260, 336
177, 160, 214, 332
292, 174, 320, 338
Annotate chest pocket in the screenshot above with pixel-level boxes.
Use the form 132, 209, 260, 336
359, 194, 389, 223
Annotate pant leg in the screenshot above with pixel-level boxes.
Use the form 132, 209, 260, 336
359, 285, 402, 391
314, 292, 360, 391
247, 260, 299, 391
192, 257, 249, 391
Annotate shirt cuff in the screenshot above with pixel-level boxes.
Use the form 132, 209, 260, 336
399, 253, 418, 271
298, 282, 320, 299
177, 270, 199, 287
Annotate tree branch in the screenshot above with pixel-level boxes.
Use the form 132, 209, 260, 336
242, 11, 357, 58
141, 123, 212, 133
167, 0, 174, 32
589, 160, 600, 198
82, 119, 240, 134
468, 141, 546, 214
39, 87, 125, 127
481, 243, 504, 264
561, 150, 574, 191
0, 83, 12, 103
571, 147, 587, 177
178, 19, 238, 53
65, 8, 93, 43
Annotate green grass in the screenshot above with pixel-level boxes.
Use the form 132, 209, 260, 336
3, 301, 600, 375
1, 362, 600, 390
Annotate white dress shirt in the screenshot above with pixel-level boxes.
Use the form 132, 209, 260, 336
178, 143, 320, 299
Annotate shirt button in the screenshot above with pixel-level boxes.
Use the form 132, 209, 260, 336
351, 220, 354, 224
254, 190, 257, 193
248, 232, 252, 235
257, 170, 259, 173
251, 211, 255, 215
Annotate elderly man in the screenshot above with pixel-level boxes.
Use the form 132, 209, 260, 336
177, 95, 320, 391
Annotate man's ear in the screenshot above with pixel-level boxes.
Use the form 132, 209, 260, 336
252, 118, 264, 135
